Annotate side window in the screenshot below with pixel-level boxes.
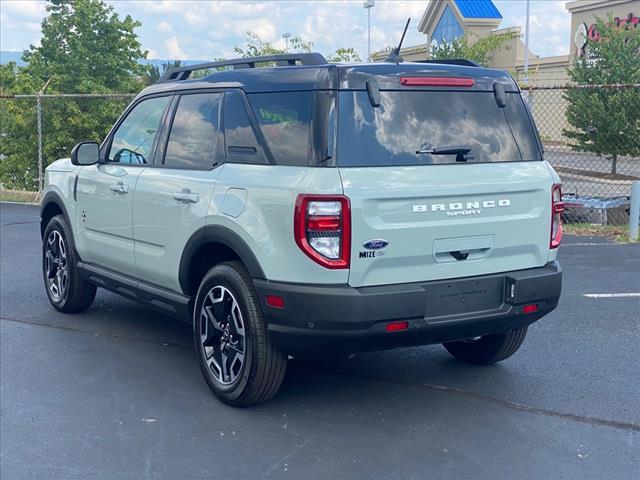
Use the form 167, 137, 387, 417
248, 92, 312, 166
108, 96, 170, 164
504, 93, 543, 161
223, 91, 269, 164
164, 93, 222, 169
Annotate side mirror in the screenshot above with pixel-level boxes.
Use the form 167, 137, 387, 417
71, 141, 100, 166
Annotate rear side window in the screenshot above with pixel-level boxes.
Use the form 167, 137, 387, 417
504, 94, 542, 161
223, 91, 268, 165
164, 93, 222, 170
249, 92, 311, 166
248, 91, 335, 166
337, 91, 542, 167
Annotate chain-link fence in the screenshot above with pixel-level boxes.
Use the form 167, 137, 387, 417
524, 84, 639, 225
1, 88, 639, 224
0, 93, 135, 203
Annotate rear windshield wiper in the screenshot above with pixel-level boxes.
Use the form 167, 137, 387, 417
416, 145, 474, 162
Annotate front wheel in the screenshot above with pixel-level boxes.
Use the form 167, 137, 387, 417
443, 327, 528, 365
42, 214, 96, 313
193, 261, 287, 406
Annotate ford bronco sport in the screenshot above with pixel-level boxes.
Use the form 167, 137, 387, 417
40, 53, 562, 406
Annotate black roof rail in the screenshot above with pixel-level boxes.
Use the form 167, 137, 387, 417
416, 59, 481, 67
156, 53, 328, 83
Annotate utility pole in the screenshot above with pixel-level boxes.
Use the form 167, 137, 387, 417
37, 78, 51, 192
282, 32, 291, 52
364, 0, 375, 62
524, 0, 530, 85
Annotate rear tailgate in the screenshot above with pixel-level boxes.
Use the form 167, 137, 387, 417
335, 75, 553, 288
341, 162, 553, 287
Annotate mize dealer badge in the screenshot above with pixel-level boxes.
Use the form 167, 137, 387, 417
359, 238, 389, 259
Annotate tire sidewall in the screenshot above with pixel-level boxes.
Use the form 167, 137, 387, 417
193, 264, 256, 402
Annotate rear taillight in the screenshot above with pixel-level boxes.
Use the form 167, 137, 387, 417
294, 194, 351, 269
550, 184, 564, 249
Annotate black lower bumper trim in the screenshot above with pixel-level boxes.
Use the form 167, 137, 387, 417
254, 262, 562, 354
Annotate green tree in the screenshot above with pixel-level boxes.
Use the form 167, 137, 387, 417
563, 16, 640, 175
0, 0, 147, 191
0, 62, 43, 190
143, 60, 183, 85
234, 31, 360, 63
23, 0, 148, 93
429, 31, 519, 67
327, 48, 361, 64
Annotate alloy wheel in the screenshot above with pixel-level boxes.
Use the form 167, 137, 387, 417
199, 286, 246, 385
45, 230, 68, 301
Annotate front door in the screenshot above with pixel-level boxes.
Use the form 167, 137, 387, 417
75, 95, 172, 277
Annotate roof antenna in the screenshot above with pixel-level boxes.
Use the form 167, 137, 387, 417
385, 18, 410, 63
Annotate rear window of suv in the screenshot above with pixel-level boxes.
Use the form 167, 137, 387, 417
337, 90, 541, 167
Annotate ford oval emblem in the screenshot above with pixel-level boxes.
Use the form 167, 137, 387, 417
363, 239, 389, 251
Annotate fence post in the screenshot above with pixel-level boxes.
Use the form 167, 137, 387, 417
629, 181, 640, 242
36, 94, 43, 192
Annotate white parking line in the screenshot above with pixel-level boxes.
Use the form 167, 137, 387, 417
583, 293, 640, 298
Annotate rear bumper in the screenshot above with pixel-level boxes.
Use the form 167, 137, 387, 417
254, 261, 561, 354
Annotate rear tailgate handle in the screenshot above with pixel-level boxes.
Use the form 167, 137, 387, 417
433, 235, 494, 263
444, 248, 491, 262
173, 189, 199, 204
450, 250, 470, 261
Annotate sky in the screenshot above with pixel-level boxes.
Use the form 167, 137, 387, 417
1, 0, 572, 61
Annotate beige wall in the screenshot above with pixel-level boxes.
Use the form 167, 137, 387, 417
513, 58, 570, 87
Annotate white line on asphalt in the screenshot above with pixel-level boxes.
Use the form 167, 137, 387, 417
583, 293, 640, 298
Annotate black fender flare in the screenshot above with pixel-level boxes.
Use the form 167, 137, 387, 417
178, 225, 266, 295
40, 190, 73, 239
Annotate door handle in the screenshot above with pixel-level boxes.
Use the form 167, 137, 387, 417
109, 182, 128, 194
173, 189, 199, 204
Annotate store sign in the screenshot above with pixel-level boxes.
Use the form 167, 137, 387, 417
575, 13, 639, 57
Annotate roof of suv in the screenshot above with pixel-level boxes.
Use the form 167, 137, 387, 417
139, 54, 519, 99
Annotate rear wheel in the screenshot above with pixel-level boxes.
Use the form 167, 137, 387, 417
443, 327, 528, 365
42, 214, 96, 313
193, 261, 287, 406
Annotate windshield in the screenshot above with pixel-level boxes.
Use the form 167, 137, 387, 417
336, 90, 541, 167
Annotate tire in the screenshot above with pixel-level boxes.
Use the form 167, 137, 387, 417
443, 327, 528, 365
42, 214, 97, 313
193, 261, 287, 406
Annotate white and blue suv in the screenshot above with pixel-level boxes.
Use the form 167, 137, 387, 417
40, 53, 563, 406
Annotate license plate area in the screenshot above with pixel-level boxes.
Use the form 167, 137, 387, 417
425, 276, 505, 320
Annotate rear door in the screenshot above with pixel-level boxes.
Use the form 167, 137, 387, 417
337, 87, 553, 287
133, 92, 223, 292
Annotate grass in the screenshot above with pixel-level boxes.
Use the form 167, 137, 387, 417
554, 166, 639, 181
0, 189, 41, 204
563, 222, 632, 243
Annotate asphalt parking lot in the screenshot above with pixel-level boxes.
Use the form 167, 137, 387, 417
1, 202, 638, 480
